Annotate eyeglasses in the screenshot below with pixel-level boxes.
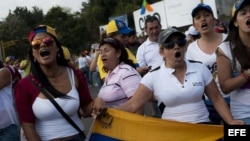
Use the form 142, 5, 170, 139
31, 37, 54, 49
163, 39, 187, 49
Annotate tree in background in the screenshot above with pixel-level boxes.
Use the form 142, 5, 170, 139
0, 0, 178, 59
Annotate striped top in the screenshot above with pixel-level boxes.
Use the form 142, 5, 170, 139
98, 63, 141, 108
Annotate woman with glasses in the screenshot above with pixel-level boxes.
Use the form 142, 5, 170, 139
97, 38, 143, 113
117, 28, 243, 125
14, 25, 106, 141
217, 0, 250, 125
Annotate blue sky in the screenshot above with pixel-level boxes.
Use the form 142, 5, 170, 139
0, 0, 88, 19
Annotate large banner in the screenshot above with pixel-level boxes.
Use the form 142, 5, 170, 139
133, 0, 217, 36
88, 108, 223, 141
133, 1, 167, 37
164, 0, 218, 27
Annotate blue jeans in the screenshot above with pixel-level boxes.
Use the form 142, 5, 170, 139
92, 72, 103, 89
80, 67, 91, 85
0, 124, 20, 141
67, 133, 85, 141
205, 97, 230, 124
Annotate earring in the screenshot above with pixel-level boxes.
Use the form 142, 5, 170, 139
58, 53, 60, 57
34, 58, 36, 62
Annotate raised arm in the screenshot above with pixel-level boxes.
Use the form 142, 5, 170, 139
89, 49, 100, 72
216, 48, 248, 94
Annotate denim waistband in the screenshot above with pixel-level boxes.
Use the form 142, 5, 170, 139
0, 124, 18, 132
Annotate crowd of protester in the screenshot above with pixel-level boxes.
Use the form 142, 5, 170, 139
1, 0, 250, 140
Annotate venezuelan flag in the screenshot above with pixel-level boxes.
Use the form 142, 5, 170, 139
88, 108, 223, 141
140, 0, 153, 15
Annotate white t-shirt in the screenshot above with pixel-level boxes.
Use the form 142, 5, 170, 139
185, 33, 228, 97
141, 60, 212, 123
136, 38, 163, 69
78, 56, 90, 69
32, 68, 83, 141
0, 68, 19, 129
218, 42, 250, 119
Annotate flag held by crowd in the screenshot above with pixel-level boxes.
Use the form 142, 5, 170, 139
88, 108, 223, 141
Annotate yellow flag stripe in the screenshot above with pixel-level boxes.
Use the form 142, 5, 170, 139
91, 108, 223, 141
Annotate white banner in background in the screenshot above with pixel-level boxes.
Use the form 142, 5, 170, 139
133, 1, 167, 36
133, 0, 217, 36
164, 0, 217, 27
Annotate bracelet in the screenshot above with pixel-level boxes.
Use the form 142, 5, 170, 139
242, 70, 250, 80
244, 69, 250, 77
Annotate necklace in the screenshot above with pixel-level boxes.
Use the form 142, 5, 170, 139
46, 67, 61, 82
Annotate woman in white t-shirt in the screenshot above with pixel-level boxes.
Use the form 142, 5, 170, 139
117, 28, 243, 125
217, 0, 250, 125
185, 3, 229, 125
0, 60, 20, 141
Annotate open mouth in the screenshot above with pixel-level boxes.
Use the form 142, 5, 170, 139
40, 50, 50, 57
175, 52, 181, 58
102, 58, 107, 62
246, 19, 250, 26
201, 23, 208, 28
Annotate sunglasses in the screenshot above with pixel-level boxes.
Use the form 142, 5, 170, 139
163, 38, 187, 49
31, 37, 54, 49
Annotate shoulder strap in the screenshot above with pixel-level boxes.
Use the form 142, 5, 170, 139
14, 67, 22, 79
6, 65, 14, 76
28, 76, 86, 138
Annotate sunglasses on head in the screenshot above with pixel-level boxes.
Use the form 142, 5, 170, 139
103, 38, 118, 45
31, 37, 54, 49
163, 38, 187, 49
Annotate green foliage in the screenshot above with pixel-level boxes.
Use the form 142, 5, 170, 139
13, 6, 44, 27
0, 0, 184, 60
0, 14, 30, 59
0, 0, 170, 60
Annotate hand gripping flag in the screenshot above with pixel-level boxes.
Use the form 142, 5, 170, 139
88, 108, 223, 141
140, 0, 153, 15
